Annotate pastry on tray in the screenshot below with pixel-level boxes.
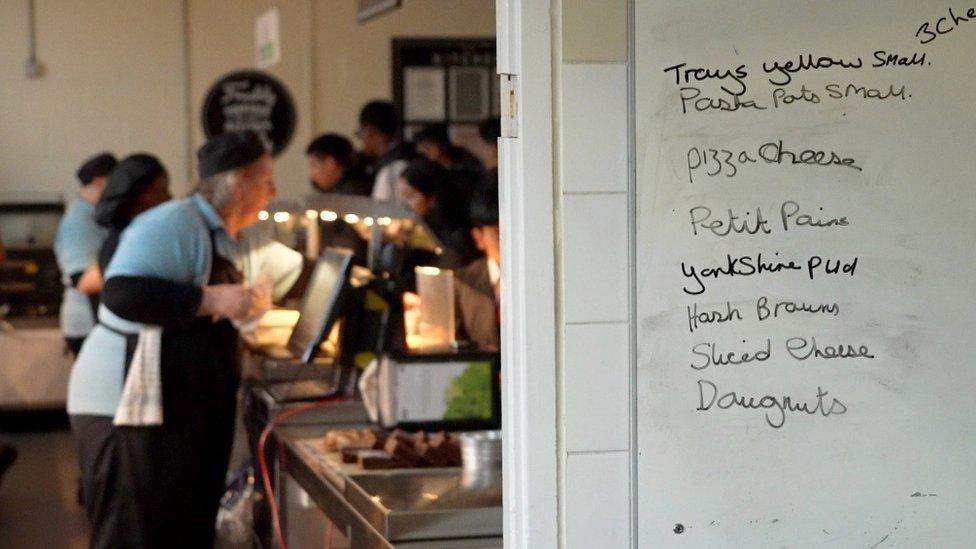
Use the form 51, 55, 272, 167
316, 428, 463, 469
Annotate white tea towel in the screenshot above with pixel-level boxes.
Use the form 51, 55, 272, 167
113, 327, 164, 426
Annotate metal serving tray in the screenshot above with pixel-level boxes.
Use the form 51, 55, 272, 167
344, 468, 503, 542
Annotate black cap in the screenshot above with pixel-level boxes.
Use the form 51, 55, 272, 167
76, 152, 118, 186
196, 130, 267, 179
96, 154, 166, 229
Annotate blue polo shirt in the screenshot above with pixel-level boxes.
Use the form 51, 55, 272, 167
67, 194, 303, 416
54, 198, 107, 337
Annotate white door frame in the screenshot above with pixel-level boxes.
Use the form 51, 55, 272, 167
496, 0, 561, 547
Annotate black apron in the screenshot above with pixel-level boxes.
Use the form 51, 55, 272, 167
74, 232, 243, 549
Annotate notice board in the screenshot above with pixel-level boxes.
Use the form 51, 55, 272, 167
635, 2, 976, 546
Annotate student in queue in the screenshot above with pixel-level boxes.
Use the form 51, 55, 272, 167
307, 132, 373, 196
455, 176, 501, 351
93, 153, 172, 270
414, 123, 486, 204
54, 152, 115, 356
414, 123, 484, 173
306, 133, 370, 263
399, 158, 480, 269
358, 100, 416, 202
67, 131, 295, 549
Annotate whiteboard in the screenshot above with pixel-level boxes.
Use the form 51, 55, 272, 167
635, 1, 976, 546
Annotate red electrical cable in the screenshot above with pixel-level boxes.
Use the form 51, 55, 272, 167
324, 520, 334, 549
259, 396, 351, 549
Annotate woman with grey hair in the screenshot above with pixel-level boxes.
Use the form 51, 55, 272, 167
67, 131, 297, 548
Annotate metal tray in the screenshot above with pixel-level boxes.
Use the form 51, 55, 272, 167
344, 468, 502, 541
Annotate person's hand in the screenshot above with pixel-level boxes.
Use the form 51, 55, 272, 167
199, 284, 254, 320
248, 272, 274, 318
402, 291, 421, 310
247, 285, 272, 319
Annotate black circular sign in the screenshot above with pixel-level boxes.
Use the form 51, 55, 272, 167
201, 70, 296, 156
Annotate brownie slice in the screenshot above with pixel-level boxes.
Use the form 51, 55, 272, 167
340, 445, 371, 464
358, 450, 397, 470
428, 432, 461, 466
384, 436, 424, 467
364, 429, 389, 450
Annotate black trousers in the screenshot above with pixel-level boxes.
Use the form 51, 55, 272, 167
71, 236, 243, 548
71, 411, 235, 549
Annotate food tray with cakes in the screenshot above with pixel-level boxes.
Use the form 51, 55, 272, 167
281, 424, 503, 544
299, 428, 465, 488
311, 428, 463, 468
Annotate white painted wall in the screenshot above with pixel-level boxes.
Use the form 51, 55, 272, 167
313, 0, 497, 137
0, 1, 188, 199
0, 0, 496, 202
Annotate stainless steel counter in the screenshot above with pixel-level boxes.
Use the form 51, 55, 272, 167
275, 423, 503, 548
0, 316, 72, 408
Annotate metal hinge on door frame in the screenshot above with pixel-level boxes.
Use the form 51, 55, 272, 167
500, 73, 519, 138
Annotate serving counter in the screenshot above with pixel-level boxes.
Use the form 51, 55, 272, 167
0, 316, 73, 409
273, 422, 502, 548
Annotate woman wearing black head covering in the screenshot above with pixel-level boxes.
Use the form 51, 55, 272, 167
399, 158, 480, 269
94, 154, 171, 271
68, 133, 276, 548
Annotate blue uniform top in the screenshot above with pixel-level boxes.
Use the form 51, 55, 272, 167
66, 194, 303, 416
54, 198, 107, 337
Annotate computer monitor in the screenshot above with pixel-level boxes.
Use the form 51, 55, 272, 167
286, 248, 354, 363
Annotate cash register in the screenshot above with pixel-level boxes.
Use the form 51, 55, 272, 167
243, 247, 355, 402
359, 264, 501, 431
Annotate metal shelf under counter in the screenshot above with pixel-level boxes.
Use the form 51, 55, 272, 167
274, 424, 502, 549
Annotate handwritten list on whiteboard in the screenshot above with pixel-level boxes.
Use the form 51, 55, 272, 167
635, 2, 976, 546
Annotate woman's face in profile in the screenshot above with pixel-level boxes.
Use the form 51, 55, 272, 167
399, 178, 434, 217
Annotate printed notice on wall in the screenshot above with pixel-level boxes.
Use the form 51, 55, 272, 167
635, 1, 976, 546
255, 7, 281, 69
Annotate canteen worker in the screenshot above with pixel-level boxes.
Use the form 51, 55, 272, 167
93, 153, 172, 271
67, 131, 298, 549
54, 152, 116, 356
455, 176, 501, 351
